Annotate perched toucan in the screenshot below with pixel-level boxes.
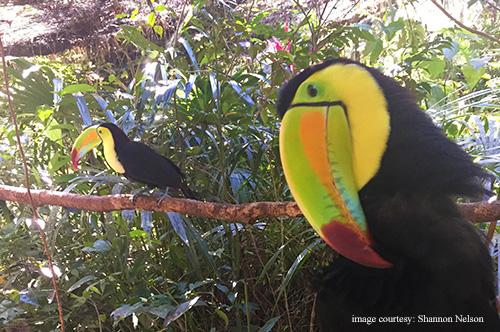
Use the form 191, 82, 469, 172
71, 123, 195, 199
277, 58, 500, 331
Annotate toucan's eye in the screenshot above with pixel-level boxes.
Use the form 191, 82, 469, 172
307, 84, 318, 97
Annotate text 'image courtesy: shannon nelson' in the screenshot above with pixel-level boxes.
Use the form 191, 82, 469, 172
352, 314, 486, 326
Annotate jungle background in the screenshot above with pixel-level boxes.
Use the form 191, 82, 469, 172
0, 0, 499, 331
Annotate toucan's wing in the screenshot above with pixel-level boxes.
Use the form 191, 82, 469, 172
116, 142, 185, 190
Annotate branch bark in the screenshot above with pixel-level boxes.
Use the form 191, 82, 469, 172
0, 184, 499, 224
0, 185, 302, 224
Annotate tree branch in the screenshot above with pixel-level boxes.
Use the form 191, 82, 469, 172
430, 0, 500, 44
0, 184, 499, 224
0, 185, 302, 224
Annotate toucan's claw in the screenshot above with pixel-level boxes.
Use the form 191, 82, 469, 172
130, 188, 171, 205
156, 189, 170, 206
131, 188, 153, 203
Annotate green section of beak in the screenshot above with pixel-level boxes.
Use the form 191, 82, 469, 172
71, 125, 101, 170
325, 105, 367, 230
280, 104, 392, 268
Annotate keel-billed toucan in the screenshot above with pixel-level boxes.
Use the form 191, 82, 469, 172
277, 58, 500, 331
71, 123, 195, 199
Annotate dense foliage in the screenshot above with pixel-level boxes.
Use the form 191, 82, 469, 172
0, 0, 499, 331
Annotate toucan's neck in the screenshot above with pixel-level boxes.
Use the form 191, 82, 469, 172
360, 82, 486, 199
109, 130, 131, 148
102, 138, 125, 173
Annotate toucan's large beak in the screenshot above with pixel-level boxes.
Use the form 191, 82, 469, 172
280, 103, 392, 268
71, 125, 101, 170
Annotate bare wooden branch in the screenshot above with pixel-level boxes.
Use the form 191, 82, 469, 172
459, 200, 500, 223
0, 184, 499, 224
0, 185, 302, 224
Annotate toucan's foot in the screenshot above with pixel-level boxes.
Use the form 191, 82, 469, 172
131, 188, 153, 203
156, 189, 170, 206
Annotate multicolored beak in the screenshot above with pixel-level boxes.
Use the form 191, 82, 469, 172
71, 125, 101, 170
280, 103, 392, 268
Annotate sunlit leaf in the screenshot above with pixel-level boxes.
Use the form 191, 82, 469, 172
154, 4, 165, 12
164, 296, 200, 327
148, 12, 155, 27
40, 265, 62, 278
73, 93, 92, 126
20, 289, 38, 307
141, 210, 153, 235
154, 25, 164, 37
257, 316, 281, 332
59, 84, 95, 96
167, 212, 189, 246
111, 302, 144, 322
82, 240, 112, 255
45, 119, 63, 146
418, 60, 446, 78
463, 64, 486, 89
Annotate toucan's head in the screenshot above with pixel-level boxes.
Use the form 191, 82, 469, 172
278, 58, 392, 268
71, 123, 129, 170
278, 58, 486, 268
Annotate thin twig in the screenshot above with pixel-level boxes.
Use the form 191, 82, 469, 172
487, 220, 497, 242
0, 39, 65, 331
430, 0, 500, 44
169, 0, 190, 49
483, 0, 500, 13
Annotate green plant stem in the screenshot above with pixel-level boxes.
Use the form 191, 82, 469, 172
244, 281, 251, 332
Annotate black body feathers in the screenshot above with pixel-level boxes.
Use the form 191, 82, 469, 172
99, 123, 195, 199
278, 59, 499, 331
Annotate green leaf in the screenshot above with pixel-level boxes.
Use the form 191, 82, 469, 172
49, 152, 70, 173
129, 229, 149, 238
89, 286, 102, 295
148, 12, 156, 26
365, 39, 383, 63
68, 275, 97, 293
164, 296, 200, 327
154, 4, 165, 12
154, 25, 164, 37
353, 26, 375, 41
418, 60, 446, 78
117, 25, 164, 53
463, 64, 485, 88
382, 18, 405, 41
215, 309, 229, 325
82, 240, 112, 255
45, 119, 63, 146
277, 238, 321, 302
111, 303, 144, 322
59, 84, 95, 96
37, 106, 54, 121
257, 316, 281, 332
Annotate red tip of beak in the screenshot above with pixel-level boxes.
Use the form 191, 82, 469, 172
321, 221, 392, 268
71, 149, 79, 170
